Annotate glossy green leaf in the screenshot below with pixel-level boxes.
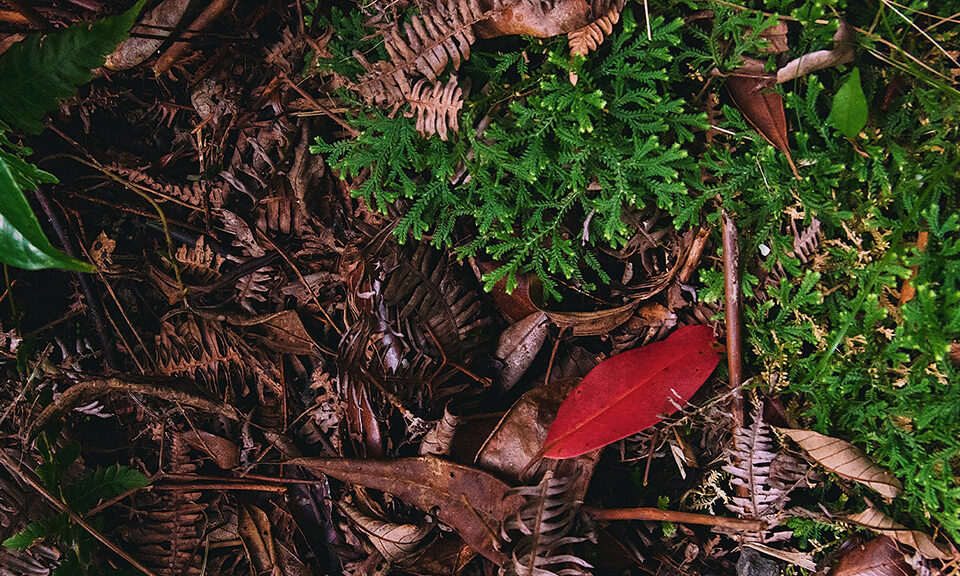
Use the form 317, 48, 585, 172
829, 68, 868, 139
0, 155, 93, 271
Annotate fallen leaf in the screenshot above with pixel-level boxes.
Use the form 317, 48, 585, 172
182, 430, 240, 470
844, 506, 954, 560
340, 501, 434, 562
397, 537, 477, 576
543, 325, 721, 459
496, 312, 549, 390
779, 428, 902, 498
104, 0, 191, 71
727, 58, 799, 178
260, 310, 317, 355
420, 406, 460, 457
292, 456, 524, 565
238, 503, 277, 574
544, 300, 638, 336
476, 378, 600, 485
475, 260, 540, 323
829, 537, 915, 576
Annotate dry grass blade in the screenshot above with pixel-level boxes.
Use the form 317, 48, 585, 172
779, 428, 902, 498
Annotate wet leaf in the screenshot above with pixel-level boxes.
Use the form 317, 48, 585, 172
829, 537, 914, 576
830, 67, 868, 139
726, 58, 799, 178
779, 428, 902, 498
292, 456, 524, 565
844, 506, 954, 560
543, 325, 721, 459
496, 312, 550, 390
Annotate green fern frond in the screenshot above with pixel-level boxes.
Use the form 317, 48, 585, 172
2, 514, 69, 551
65, 465, 149, 513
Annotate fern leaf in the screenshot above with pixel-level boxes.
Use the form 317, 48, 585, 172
0, 0, 145, 133
2, 514, 68, 551
405, 76, 463, 140
65, 465, 150, 513
568, 0, 624, 58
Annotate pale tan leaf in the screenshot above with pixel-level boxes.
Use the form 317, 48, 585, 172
104, 0, 192, 70
238, 503, 277, 574
844, 506, 954, 560
544, 300, 636, 336
340, 502, 434, 562
182, 430, 239, 469
780, 428, 902, 498
404, 76, 463, 141
420, 407, 460, 457
495, 312, 549, 391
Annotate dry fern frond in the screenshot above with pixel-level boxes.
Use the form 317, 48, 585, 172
352, 0, 495, 106
501, 469, 593, 576
111, 165, 228, 209
723, 404, 806, 535
568, 0, 624, 58
382, 243, 494, 365
789, 217, 822, 265
405, 76, 463, 140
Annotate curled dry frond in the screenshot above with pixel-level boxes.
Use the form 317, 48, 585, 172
405, 76, 463, 140
568, 0, 624, 58
501, 469, 593, 576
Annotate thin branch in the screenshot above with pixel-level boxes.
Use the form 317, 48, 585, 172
153, 0, 234, 76
585, 506, 763, 531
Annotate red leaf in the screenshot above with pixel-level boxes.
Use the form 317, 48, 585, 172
543, 325, 721, 459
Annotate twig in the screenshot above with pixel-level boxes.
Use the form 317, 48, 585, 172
585, 506, 763, 531
279, 72, 360, 137
153, 0, 234, 76
721, 209, 744, 428
34, 188, 120, 370
31, 377, 240, 437
0, 450, 157, 576
776, 21, 855, 84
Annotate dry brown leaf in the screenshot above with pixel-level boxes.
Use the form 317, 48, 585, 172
474, 259, 540, 323
474, 0, 594, 39
844, 506, 954, 560
238, 503, 277, 574
726, 58, 800, 178
182, 430, 239, 470
104, 0, 192, 71
829, 537, 915, 576
259, 310, 317, 355
420, 407, 460, 457
496, 312, 550, 390
397, 538, 477, 576
779, 428, 902, 498
292, 456, 524, 565
340, 501, 434, 561
544, 300, 637, 336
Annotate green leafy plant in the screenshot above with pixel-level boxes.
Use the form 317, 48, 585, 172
0, 0, 144, 272
3, 429, 149, 575
314, 7, 706, 299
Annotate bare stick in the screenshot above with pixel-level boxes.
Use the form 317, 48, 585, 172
722, 209, 744, 428
0, 450, 157, 576
31, 377, 240, 436
3, 0, 49, 28
586, 506, 763, 531
153, 0, 234, 76
777, 22, 855, 84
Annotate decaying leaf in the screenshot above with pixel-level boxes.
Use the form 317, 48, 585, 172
292, 456, 524, 565
475, 260, 540, 323
238, 503, 277, 575
258, 310, 317, 355
421, 407, 460, 457
104, 0, 192, 71
844, 506, 954, 560
543, 325, 721, 459
340, 501, 434, 562
397, 537, 477, 576
405, 76, 463, 140
779, 428, 902, 498
567, 0, 625, 85
544, 300, 637, 337
829, 537, 915, 576
182, 430, 239, 470
496, 312, 550, 390
726, 58, 799, 178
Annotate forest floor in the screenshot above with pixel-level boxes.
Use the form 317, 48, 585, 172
0, 1, 958, 576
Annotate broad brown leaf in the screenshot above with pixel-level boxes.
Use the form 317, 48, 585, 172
780, 428, 902, 498
830, 537, 914, 576
292, 456, 524, 565
496, 312, 550, 390
845, 506, 954, 560
544, 300, 638, 337
726, 58, 799, 178
181, 430, 239, 470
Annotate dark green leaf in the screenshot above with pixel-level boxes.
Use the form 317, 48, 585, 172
0, 155, 93, 271
65, 465, 150, 512
0, 0, 145, 133
829, 68, 868, 139
2, 514, 68, 550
